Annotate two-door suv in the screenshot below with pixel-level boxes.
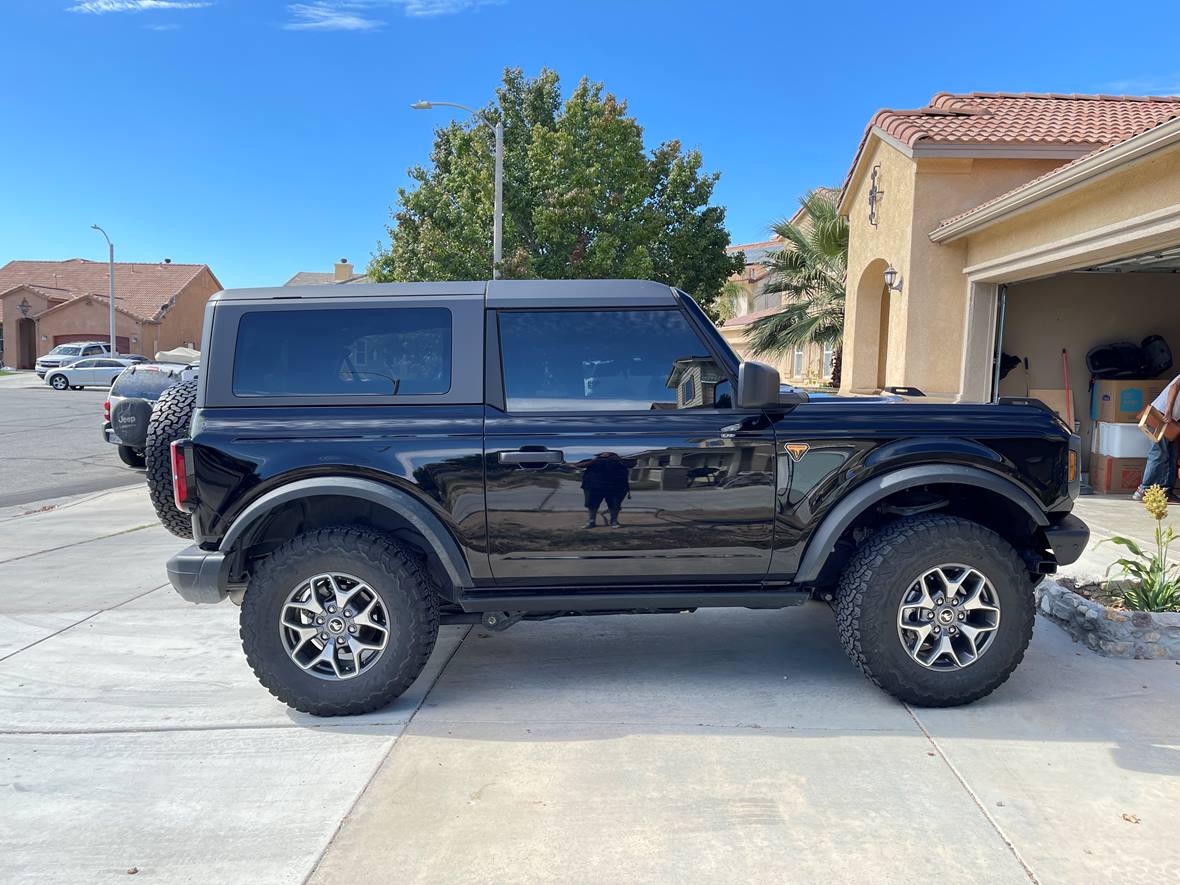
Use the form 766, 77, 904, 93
162, 279, 1088, 716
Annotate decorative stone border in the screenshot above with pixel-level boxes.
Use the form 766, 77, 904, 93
1035, 579, 1180, 659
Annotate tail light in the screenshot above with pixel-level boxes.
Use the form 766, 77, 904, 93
103, 399, 111, 423
170, 439, 195, 512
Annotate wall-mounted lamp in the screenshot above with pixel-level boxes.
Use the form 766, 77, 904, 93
884, 265, 903, 293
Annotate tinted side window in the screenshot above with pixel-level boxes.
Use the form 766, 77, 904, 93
498, 309, 732, 412
232, 308, 451, 397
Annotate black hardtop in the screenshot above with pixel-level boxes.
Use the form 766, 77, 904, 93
210, 278, 681, 309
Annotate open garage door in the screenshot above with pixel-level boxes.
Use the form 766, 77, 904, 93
994, 246, 1180, 492
53, 333, 130, 352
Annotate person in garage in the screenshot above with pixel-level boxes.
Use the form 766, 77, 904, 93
1137, 373, 1180, 502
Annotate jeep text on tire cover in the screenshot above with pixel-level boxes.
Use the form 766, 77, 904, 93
159, 279, 1088, 716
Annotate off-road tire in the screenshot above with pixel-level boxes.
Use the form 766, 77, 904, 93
118, 445, 146, 468
834, 514, 1034, 707
145, 379, 197, 539
240, 527, 440, 716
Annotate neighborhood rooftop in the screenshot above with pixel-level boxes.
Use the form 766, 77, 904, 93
0, 258, 213, 324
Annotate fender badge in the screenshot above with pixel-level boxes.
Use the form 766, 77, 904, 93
784, 443, 810, 462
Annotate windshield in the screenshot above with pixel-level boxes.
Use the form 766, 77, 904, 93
50, 345, 82, 356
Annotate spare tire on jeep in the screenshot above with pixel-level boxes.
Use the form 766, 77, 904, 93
145, 379, 198, 539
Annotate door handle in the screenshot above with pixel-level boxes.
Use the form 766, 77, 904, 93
499, 449, 564, 467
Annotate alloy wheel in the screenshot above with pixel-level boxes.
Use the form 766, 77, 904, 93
896, 565, 1001, 671
278, 573, 389, 681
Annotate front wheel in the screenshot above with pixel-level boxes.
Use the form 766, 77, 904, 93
50, 375, 69, 390
240, 527, 440, 716
835, 514, 1034, 707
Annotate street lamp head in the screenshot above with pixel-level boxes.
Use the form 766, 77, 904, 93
410, 100, 432, 110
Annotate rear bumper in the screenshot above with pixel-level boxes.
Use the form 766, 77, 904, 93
166, 545, 228, 604
1045, 512, 1089, 566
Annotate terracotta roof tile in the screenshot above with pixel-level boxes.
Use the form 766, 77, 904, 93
840, 92, 1180, 203
0, 259, 218, 324
934, 112, 1180, 232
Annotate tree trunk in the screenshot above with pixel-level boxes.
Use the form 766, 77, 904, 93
830, 344, 843, 389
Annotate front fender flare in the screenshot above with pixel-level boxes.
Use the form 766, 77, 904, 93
219, 476, 473, 589
793, 464, 1048, 584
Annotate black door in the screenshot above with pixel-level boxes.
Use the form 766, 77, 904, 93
484, 307, 777, 586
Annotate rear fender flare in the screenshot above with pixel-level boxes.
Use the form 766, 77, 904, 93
794, 464, 1047, 584
219, 476, 473, 589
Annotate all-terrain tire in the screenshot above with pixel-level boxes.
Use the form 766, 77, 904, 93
118, 445, 146, 468
834, 514, 1034, 707
145, 379, 197, 539
240, 527, 440, 717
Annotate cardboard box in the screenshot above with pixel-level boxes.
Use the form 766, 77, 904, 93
1090, 379, 1168, 424
1089, 453, 1145, 494
1028, 388, 1075, 425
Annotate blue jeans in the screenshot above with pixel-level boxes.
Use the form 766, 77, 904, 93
1141, 438, 1177, 492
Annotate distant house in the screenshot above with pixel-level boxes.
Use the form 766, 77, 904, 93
285, 259, 369, 287
720, 188, 839, 386
0, 259, 222, 369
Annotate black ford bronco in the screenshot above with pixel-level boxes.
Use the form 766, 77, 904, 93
161, 279, 1088, 716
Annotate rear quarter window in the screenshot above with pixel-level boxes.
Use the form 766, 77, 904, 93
231, 307, 451, 397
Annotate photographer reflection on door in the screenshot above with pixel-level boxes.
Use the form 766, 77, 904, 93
576, 452, 632, 528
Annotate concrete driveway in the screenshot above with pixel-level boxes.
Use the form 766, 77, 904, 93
0, 371, 142, 507
1, 489, 1177, 884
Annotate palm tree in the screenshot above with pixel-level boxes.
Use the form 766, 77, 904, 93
746, 189, 847, 386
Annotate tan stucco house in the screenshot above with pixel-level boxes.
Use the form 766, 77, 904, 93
0, 259, 222, 368
837, 92, 1180, 454
285, 259, 368, 286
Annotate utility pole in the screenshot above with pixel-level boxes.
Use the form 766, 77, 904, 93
91, 224, 117, 354
412, 100, 504, 279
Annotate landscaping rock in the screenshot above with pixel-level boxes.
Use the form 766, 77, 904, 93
1035, 580, 1180, 660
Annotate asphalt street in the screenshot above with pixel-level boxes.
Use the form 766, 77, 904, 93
0, 373, 142, 508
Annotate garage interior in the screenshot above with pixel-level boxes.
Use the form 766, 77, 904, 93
996, 245, 1180, 491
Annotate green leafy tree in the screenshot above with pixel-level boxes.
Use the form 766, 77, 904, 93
746, 189, 847, 385
371, 68, 743, 316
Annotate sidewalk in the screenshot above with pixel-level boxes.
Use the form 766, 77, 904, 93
1, 488, 1177, 884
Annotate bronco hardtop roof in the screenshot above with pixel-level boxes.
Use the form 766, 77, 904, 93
211, 278, 680, 308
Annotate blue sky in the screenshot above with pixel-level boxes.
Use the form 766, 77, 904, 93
3, 0, 1180, 289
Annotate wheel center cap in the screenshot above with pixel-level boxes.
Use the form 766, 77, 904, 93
327, 617, 345, 634
938, 608, 955, 624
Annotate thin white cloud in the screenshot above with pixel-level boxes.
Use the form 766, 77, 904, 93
1104, 76, 1180, 97
281, 0, 499, 30
143, 22, 182, 29
283, 2, 383, 30
68, 0, 211, 13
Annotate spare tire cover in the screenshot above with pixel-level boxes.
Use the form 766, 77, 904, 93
111, 398, 153, 449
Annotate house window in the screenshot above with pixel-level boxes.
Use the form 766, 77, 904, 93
793, 345, 804, 377
822, 344, 834, 379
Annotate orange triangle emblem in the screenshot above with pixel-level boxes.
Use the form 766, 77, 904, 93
785, 443, 809, 462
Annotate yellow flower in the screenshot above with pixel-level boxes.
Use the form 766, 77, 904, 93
1143, 484, 1169, 521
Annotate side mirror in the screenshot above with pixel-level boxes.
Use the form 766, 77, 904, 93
737, 361, 781, 409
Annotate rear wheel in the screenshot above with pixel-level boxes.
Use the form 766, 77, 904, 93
239, 527, 440, 716
835, 514, 1034, 707
117, 445, 146, 468
145, 379, 198, 539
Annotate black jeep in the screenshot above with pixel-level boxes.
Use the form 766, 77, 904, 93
161, 279, 1087, 716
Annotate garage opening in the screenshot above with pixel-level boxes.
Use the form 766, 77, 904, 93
994, 246, 1180, 493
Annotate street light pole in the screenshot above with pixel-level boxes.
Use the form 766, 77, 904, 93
411, 100, 503, 279
91, 224, 116, 355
